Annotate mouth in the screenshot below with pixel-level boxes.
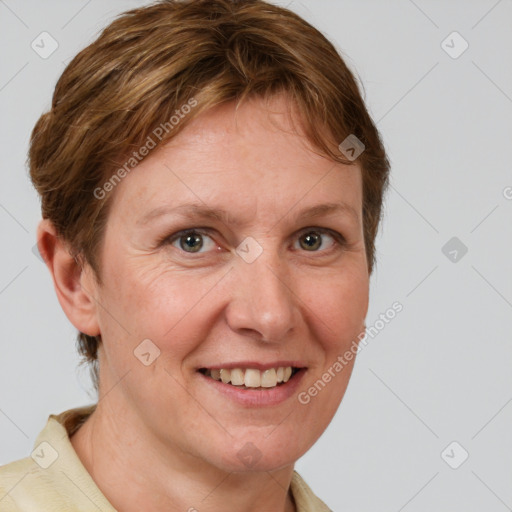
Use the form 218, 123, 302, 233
198, 366, 302, 390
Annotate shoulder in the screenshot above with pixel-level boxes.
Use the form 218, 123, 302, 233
0, 405, 115, 512
291, 471, 333, 512
0, 456, 40, 511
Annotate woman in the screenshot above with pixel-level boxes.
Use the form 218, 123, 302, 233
0, 0, 389, 510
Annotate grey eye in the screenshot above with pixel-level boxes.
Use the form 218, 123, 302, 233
296, 230, 336, 251
170, 230, 216, 253
180, 233, 203, 252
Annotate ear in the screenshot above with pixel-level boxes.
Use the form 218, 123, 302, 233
36, 219, 100, 337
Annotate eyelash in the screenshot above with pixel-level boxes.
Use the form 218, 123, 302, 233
160, 227, 347, 256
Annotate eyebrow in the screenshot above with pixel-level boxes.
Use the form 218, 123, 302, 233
138, 201, 360, 227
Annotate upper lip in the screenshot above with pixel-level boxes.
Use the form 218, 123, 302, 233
198, 361, 306, 371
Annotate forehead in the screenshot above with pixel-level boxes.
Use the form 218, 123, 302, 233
109, 95, 363, 225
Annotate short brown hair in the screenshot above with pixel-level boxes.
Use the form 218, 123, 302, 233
29, 0, 390, 392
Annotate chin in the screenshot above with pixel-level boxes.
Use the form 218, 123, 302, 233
202, 431, 311, 474
218, 451, 298, 474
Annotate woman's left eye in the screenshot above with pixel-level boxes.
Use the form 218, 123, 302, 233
294, 229, 341, 252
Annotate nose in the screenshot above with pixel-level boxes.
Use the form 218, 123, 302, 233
224, 249, 299, 344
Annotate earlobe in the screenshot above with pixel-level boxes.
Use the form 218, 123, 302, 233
36, 219, 100, 337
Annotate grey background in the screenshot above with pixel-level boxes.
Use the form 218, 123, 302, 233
1, 0, 511, 510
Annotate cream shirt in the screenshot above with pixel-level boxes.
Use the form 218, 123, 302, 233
0, 406, 332, 511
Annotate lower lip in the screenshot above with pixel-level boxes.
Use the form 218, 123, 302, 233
198, 369, 306, 407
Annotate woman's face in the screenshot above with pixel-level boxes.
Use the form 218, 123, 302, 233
85, 95, 369, 472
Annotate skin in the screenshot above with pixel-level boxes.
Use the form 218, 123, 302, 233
38, 94, 369, 512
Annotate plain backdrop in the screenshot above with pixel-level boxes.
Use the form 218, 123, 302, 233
0, 1, 511, 510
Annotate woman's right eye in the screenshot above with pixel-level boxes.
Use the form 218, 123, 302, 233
167, 229, 218, 254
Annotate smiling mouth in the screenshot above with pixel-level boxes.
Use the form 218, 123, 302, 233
198, 366, 301, 390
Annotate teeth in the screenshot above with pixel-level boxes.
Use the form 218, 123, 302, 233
244, 369, 261, 388
230, 368, 244, 386
205, 366, 296, 388
261, 368, 277, 388
220, 369, 231, 383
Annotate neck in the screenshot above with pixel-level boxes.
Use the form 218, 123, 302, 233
70, 399, 297, 512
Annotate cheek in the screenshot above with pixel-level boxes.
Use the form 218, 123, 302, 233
299, 268, 369, 348
99, 257, 223, 354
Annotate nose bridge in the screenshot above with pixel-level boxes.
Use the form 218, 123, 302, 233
226, 243, 297, 342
